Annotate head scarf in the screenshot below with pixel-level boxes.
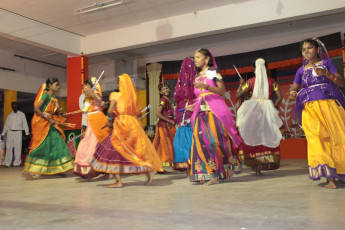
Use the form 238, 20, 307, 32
209, 50, 218, 68
174, 57, 196, 126
34, 83, 47, 108
174, 57, 195, 102
302, 38, 330, 67
236, 58, 282, 147
252, 58, 269, 99
118, 73, 141, 116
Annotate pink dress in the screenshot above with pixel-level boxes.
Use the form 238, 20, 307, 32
73, 93, 110, 178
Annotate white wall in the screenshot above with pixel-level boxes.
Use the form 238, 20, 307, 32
88, 59, 146, 92
0, 8, 81, 55
0, 48, 67, 95
81, 0, 345, 55
143, 26, 345, 64
88, 60, 116, 92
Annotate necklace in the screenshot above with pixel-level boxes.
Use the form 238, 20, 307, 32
199, 67, 209, 76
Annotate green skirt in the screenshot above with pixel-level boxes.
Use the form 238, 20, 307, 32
24, 126, 74, 174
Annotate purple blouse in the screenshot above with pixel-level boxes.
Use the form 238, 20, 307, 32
293, 59, 345, 125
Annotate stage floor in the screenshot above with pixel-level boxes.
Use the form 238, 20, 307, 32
0, 159, 344, 230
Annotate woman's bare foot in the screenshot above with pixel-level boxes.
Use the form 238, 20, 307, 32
32, 174, 41, 179
22, 172, 34, 180
107, 174, 123, 188
324, 179, 337, 189
186, 170, 190, 179
227, 169, 235, 180
204, 178, 219, 186
23, 173, 40, 180
107, 182, 123, 188
255, 166, 263, 176
147, 171, 154, 185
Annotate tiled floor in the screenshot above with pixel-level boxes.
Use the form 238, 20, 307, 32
0, 159, 344, 230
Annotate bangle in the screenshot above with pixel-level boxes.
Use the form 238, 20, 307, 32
106, 115, 113, 121
331, 74, 337, 82
326, 70, 336, 82
206, 85, 209, 90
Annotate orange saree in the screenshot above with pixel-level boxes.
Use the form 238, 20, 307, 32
89, 74, 163, 173
24, 84, 74, 174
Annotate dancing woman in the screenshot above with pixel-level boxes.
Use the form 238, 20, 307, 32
153, 82, 176, 168
290, 38, 345, 189
73, 78, 110, 180
173, 57, 196, 172
236, 58, 283, 175
187, 48, 242, 185
89, 74, 163, 188
23, 78, 74, 179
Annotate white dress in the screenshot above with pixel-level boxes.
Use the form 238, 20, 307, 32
236, 59, 282, 148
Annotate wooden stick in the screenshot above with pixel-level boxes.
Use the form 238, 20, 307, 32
68, 132, 85, 143
64, 110, 82, 116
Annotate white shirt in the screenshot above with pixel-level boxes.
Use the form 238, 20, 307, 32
79, 93, 88, 127
2, 111, 29, 135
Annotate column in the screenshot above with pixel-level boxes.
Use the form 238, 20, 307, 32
146, 63, 162, 125
66, 55, 88, 129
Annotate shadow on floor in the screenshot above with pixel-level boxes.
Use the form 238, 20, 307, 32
230, 168, 309, 183
96, 174, 185, 188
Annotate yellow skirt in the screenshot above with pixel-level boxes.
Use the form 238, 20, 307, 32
153, 125, 176, 166
302, 99, 345, 182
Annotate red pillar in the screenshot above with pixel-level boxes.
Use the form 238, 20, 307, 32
66, 55, 88, 129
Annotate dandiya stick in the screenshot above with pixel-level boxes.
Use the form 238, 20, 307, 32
92, 70, 105, 90
141, 104, 151, 113
233, 64, 243, 79
68, 132, 85, 143
139, 112, 149, 119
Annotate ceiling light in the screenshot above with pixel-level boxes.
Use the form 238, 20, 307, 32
74, 0, 124, 15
